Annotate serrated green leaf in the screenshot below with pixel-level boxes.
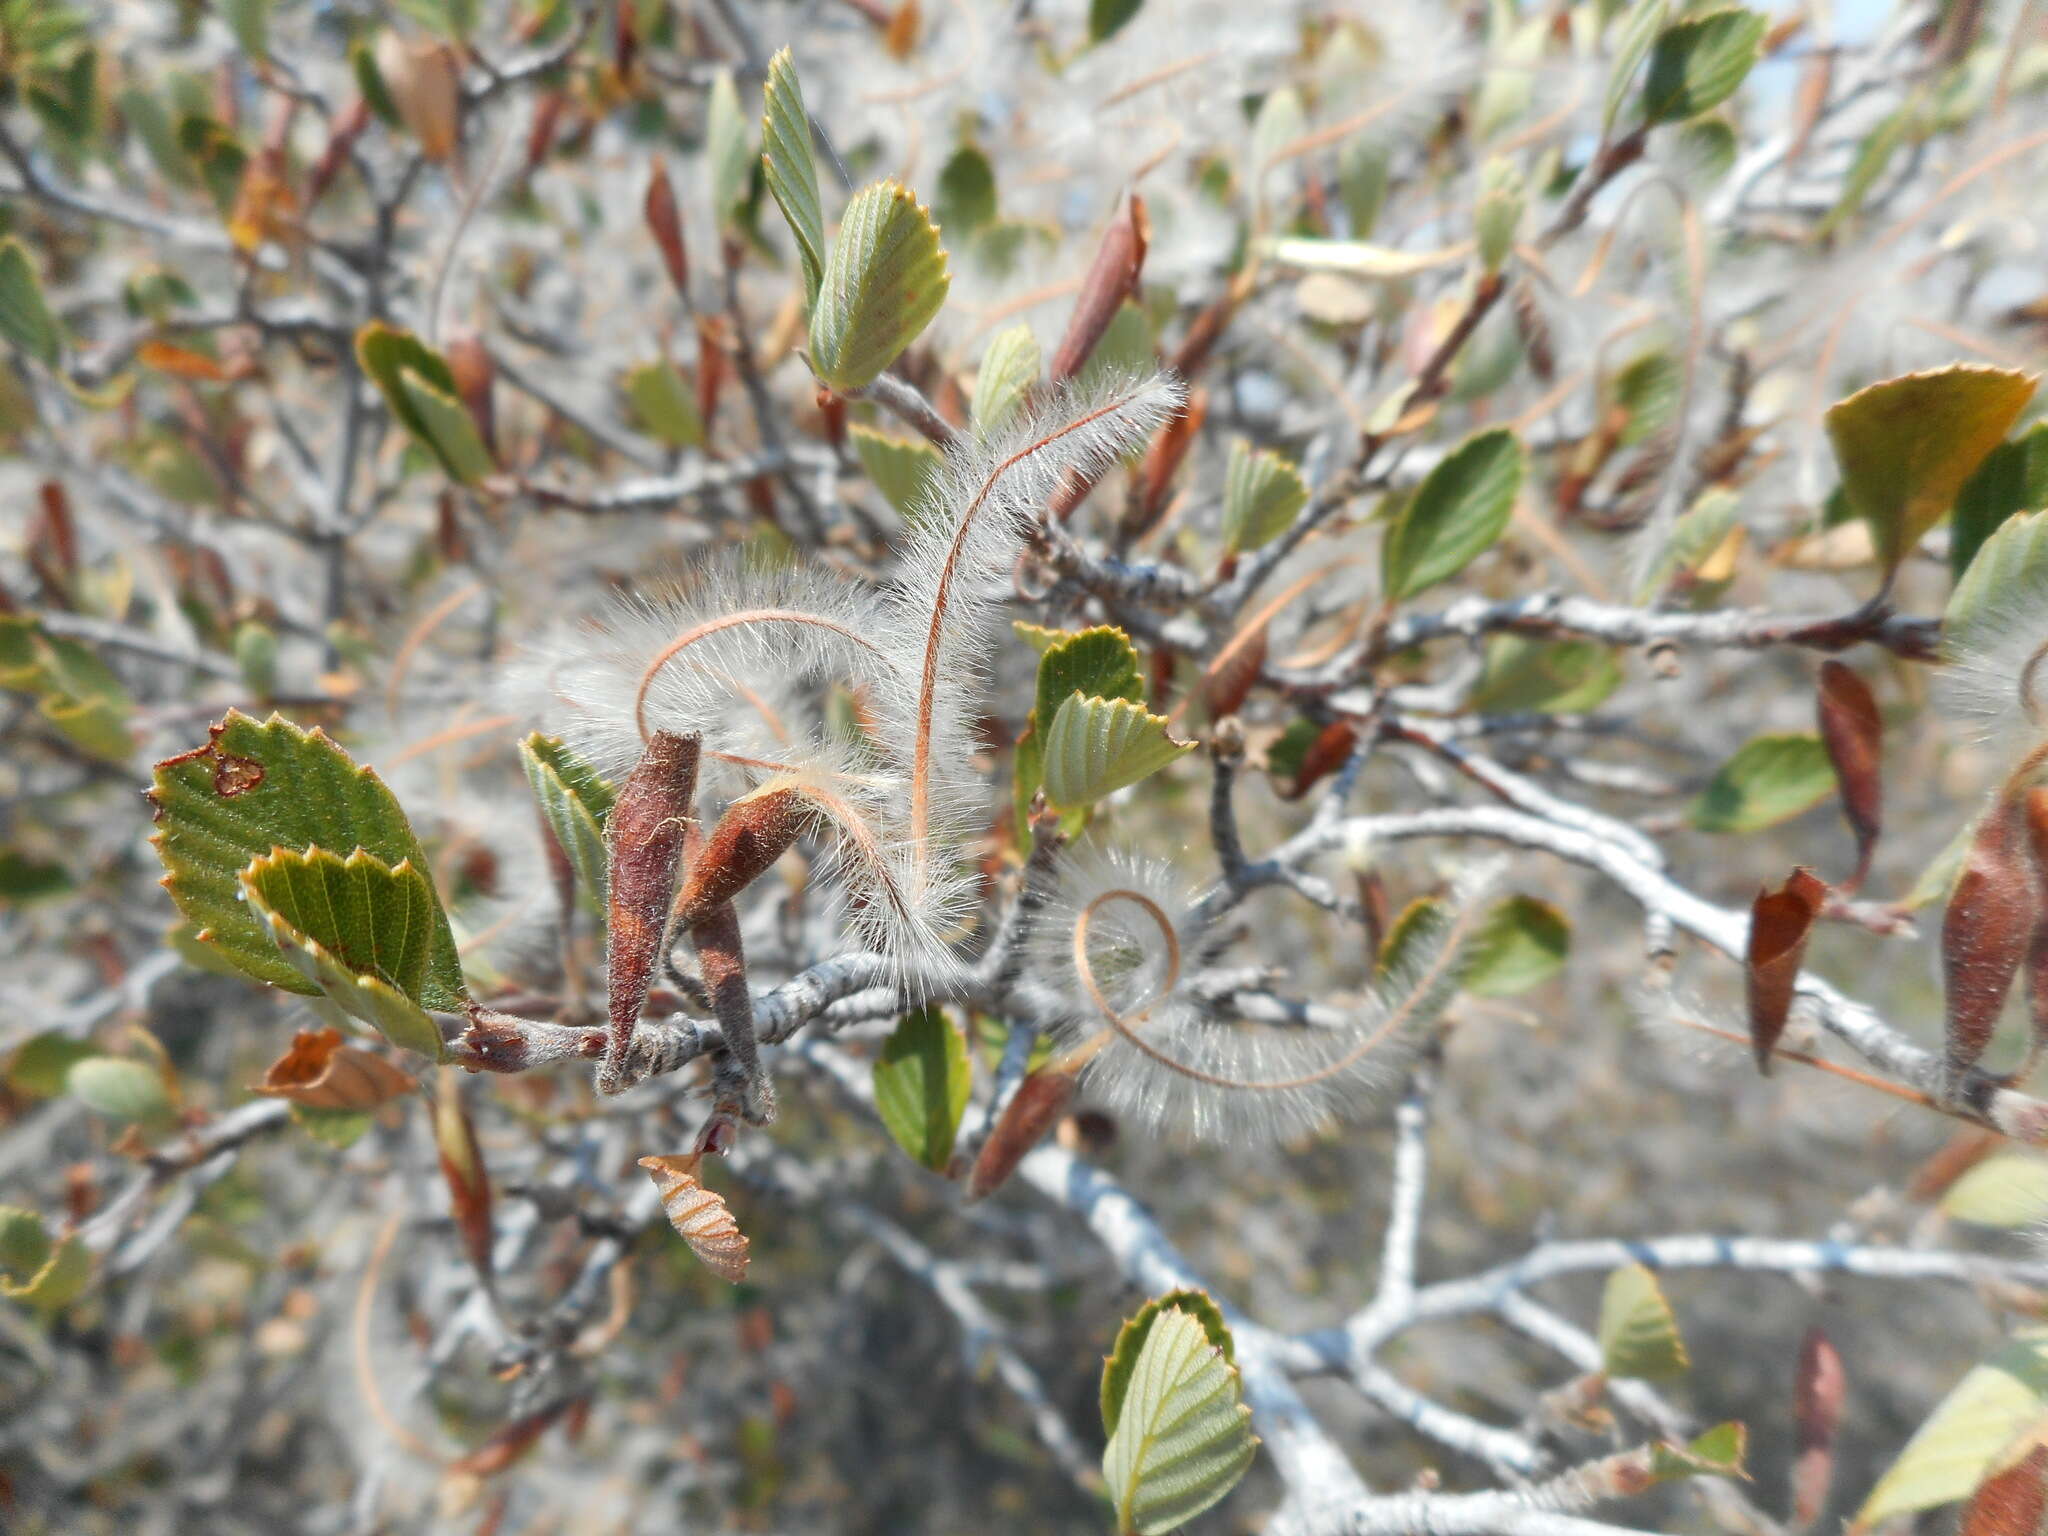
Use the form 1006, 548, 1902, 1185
1034, 626, 1144, 738
66, 1056, 173, 1123
706, 68, 750, 229
1469, 634, 1622, 715
1102, 1305, 1257, 1535
1041, 694, 1192, 811
1599, 1262, 1689, 1380
1689, 733, 1835, 834
1857, 1332, 2048, 1528
1641, 8, 1766, 124
148, 710, 467, 1008
973, 324, 1040, 435
1463, 895, 1570, 997
760, 47, 825, 308
520, 734, 613, 916
1612, 349, 1682, 447
1102, 1291, 1235, 1438
356, 323, 495, 485
1650, 1422, 1749, 1482
935, 143, 997, 237
1953, 424, 2048, 587
1942, 1156, 2048, 1229
809, 181, 951, 393
0, 237, 62, 368
1221, 440, 1309, 554
1949, 508, 2048, 656
872, 1006, 971, 1171
241, 847, 448, 1060
624, 358, 707, 449
849, 422, 942, 518
1604, 0, 1671, 131
1382, 427, 1524, 600
1824, 365, 2036, 577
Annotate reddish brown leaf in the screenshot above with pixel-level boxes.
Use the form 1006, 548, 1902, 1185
1201, 624, 1267, 723
882, 0, 920, 58
1169, 286, 1240, 381
604, 731, 701, 1093
1816, 661, 1883, 893
449, 1398, 578, 1477
966, 1068, 1076, 1200
523, 89, 566, 176
444, 334, 496, 456
1124, 387, 1207, 543
138, 340, 234, 383
1281, 719, 1358, 802
645, 161, 690, 302
1943, 793, 2038, 1085
673, 787, 805, 927
685, 893, 775, 1126
306, 98, 371, 209
434, 1068, 494, 1284
252, 1027, 416, 1109
695, 315, 728, 435
2022, 788, 2048, 1069
1746, 867, 1827, 1074
1790, 1326, 1845, 1530
1049, 193, 1149, 385
1961, 1445, 2048, 1536
1907, 1128, 2002, 1202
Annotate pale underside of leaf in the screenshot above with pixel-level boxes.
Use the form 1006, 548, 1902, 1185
1102, 1307, 1257, 1535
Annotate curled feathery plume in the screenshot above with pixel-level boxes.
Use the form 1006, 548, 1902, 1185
1938, 566, 2048, 764
1029, 849, 1499, 1145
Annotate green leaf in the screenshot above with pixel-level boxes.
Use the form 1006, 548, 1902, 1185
1857, 1332, 2048, 1528
849, 422, 942, 518
624, 358, 707, 449
66, 1056, 173, 1124
935, 144, 997, 237
1824, 365, 2036, 576
760, 47, 825, 308
1463, 895, 1570, 997
1604, 0, 1672, 131
0, 237, 62, 368
1034, 625, 1144, 737
1650, 1422, 1749, 1482
809, 181, 951, 394
1382, 427, 1524, 600
1102, 1305, 1257, 1535
1468, 635, 1622, 715
1688, 733, 1835, 834
1942, 1156, 2048, 1229
1078, 301, 1156, 392
1634, 487, 1738, 601
147, 710, 467, 1008
1817, 102, 1913, 237
394, 0, 477, 40
1953, 424, 2048, 586
872, 1006, 972, 1171
0, 1208, 89, 1314
1041, 694, 1193, 811
520, 733, 614, 916
1089, 0, 1143, 45
1948, 509, 2048, 654
1474, 157, 1524, 274
241, 847, 448, 1060
6, 1033, 96, 1097
1640, 8, 1767, 124
222, 0, 269, 60
1598, 1262, 1689, 1380
356, 323, 495, 485
0, 849, 69, 904
706, 68, 750, 229
1102, 1291, 1235, 1439
1221, 440, 1310, 554
1612, 350, 1682, 447
973, 324, 1041, 435
352, 40, 402, 128
291, 1103, 374, 1149
0, 614, 133, 761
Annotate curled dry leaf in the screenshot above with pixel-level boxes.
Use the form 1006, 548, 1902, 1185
1816, 661, 1883, 892
1746, 867, 1827, 1075
639, 1155, 750, 1282
1791, 1325, 1846, 1531
1960, 1445, 2048, 1536
1050, 193, 1149, 385
967, 1066, 1077, 1200
1942, 793, 2038, 1088
1284, 720, 1358, 801
252, 1027, 416, 1109
375, 33, 461, 163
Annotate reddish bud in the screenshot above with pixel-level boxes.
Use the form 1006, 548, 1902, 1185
967, 1068, 1077, 1200
646, 160, 690, 302
1745, 867, 1827, 1075
1816, 662, 1883, 892
1942, 792, 2038, 1088
1790, 1326, 1845, 1530
603, 732, 701, 1093
687, 895, 775, 1125
816, 388, 847, 451
673, 788, 806, 928
696, 315, 728, 434
1049, 193, 1150, 385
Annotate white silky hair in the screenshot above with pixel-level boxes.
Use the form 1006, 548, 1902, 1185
866, 369, 1185, 978
1937, 564, 2048, 763
1033, 849, 1499, 1146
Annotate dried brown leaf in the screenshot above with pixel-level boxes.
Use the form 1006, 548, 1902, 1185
252, 1026, 416, 1109
1746, 866, 1827, 1074
639, 1155, 750, 1282
1816, 661, 1883, 892
1791, 1326, 1846, 1530
967, 1068, 1077, 1200
1961, 1445, 2048, 1536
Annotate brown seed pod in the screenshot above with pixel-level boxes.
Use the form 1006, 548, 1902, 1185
639, 1156, 750, 1282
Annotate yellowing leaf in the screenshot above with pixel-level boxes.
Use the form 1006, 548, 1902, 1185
973, 324, 1040, 435
1942, 1156, 2048, 1229
1824, 365, 2036, 577
809, 181, 951, 393
1599, 1262, 1689, 1380
849, 422, 941, 518
1857, 1333, 2048, 1529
